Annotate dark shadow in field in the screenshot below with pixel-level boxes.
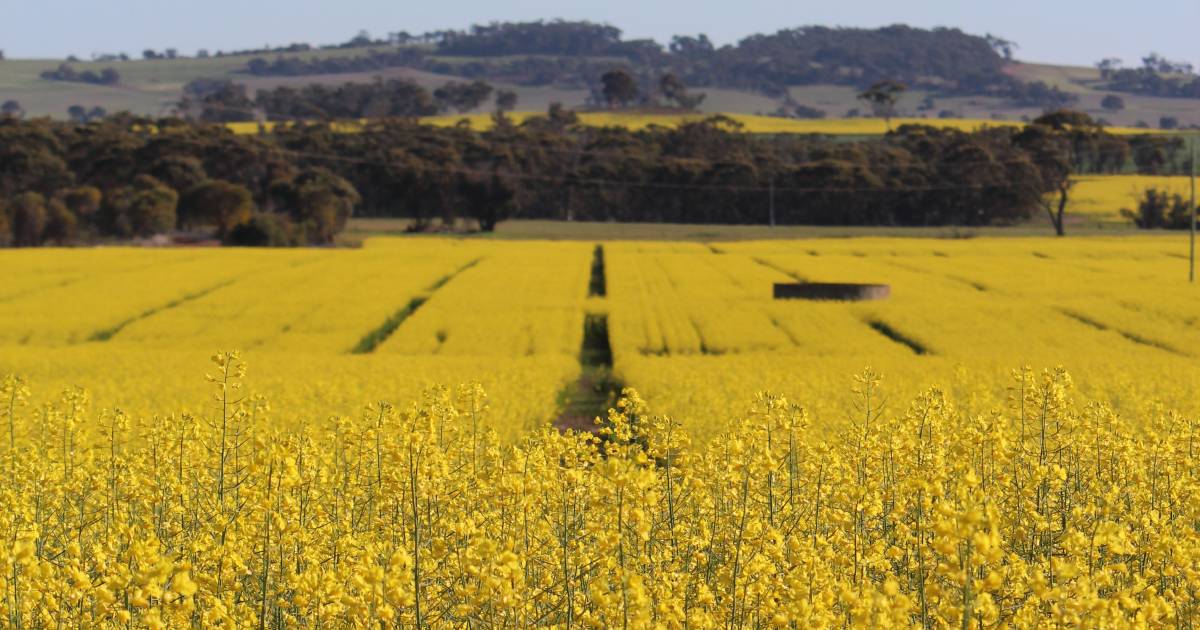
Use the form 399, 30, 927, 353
556, 244, 623, 432
865, 319, 928, 355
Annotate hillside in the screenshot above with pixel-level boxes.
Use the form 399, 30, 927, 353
3, 22, 1200, 129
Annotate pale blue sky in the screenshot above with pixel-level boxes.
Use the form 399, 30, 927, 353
4, 0, 1197, 69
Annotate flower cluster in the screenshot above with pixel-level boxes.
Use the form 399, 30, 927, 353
2, 357, 1198, 627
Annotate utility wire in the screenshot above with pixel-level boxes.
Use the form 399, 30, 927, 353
124, 108, 1179, 194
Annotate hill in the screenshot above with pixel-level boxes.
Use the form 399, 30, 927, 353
4, 21, 1200, 128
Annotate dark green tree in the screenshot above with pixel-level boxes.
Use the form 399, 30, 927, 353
1015, 122, 1074, 236
127, 185, 178, 236
43, 198, 78, 243
61, 186, 102, 220
8, 191, 48, 246
272, 168, 360, 244
178, 180, 256, 236
601, 69, 638, 108
495, 89, 518, 113
857, 80, 907, 130
658, 73, 706, 110
0, 100, 22, 119
433, 80, 494, 114
460, 170, 516, 232
1122, 188, 1194, 229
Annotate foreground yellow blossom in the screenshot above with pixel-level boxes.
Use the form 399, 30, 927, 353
1, 356, 1197, 627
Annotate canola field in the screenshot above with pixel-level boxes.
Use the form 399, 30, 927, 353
1070, 175, 1196, 223
5, 234, 1200, 626
608, 238, 1200, 437
0, 239, 590, 441
226, 112, 1162, 137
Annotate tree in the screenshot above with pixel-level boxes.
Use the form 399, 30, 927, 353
252, 79, 437, 121
291, 169, 359, 243
659, 73, 686, 104
127, 185, 178, 236
857, 80, 906, 130
269, 168, 360, 244
460, 170, 516, 232
1094, 134, 1131, 173
1160, 116, 1179, 130
1016, 122, 1074, 236
0, 142, 74, 199
600, 69, 638, 108
669, 34, 714, 57
433, 80, 494, 114
102, 175, 178, 238
495, 89, 518, 113
225, 212, 296, 246
67, 105, 88, 123
178, 180, 256, 236
185, 81, 256, 122
149, 156, 207, 192
984, 34, 1017, 61
8, 192, 48, 246
0, 100, 22, 119
1132, 137, 1171, 174
61, 186, 102, 221
659, 73, 706, 110
1100, 94, 1125, 111
1121, 188, 1194, 229
1095, 58, 1122, 79
348, 29, 372, 47
43, 198, 78, 244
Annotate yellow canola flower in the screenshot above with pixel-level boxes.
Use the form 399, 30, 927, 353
0, 359, 1195, 627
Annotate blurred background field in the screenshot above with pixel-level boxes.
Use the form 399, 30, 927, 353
4, 233, 1200, 441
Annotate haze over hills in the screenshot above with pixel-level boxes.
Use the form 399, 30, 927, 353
2, 20, 1199, 128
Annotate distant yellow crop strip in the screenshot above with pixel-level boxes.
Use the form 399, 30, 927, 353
225, 112, 1163, 136
1070, 174, 1196, 221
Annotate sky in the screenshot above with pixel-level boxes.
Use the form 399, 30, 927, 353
3, 0, 1198, 69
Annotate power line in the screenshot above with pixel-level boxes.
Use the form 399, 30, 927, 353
273, 144, 1041, 194
130, 123, 1097, 197
1190, 135, 1196, 283
159, 101, 1200, 183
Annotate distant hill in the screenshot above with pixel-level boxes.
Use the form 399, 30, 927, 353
2, 20, 1199, 128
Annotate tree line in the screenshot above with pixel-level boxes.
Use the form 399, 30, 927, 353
182, 72, 687, 123
0, 116, 358, 247
0, 107, 1181, 247
1097, 54, 1200, 99
39, 64, 121, 86
244, 48, 427, 77
4, 102, 1190, 247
